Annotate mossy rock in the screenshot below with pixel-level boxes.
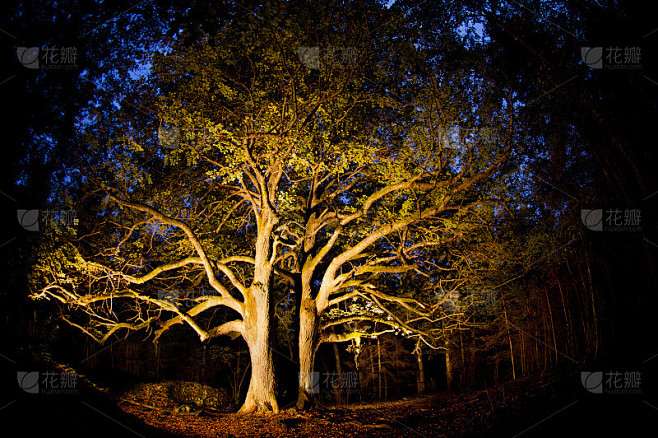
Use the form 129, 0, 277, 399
122, 380, 234, 412
169, 381, 232, 410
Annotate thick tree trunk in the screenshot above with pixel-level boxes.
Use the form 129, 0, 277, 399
239, 288, 279, 414
296, 299, 318, 409
238, 212, 279, 414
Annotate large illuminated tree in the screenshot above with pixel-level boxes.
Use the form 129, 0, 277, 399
30, 0, 515, 413
286, 72, 514, 406
31, 0, 393, 413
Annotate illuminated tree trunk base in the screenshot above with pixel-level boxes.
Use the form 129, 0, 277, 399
295, 388, 315, 410
239, 387, 279, 414
296, 302, 318, 410
238, 338, 279, 414
239, 279, 279, 414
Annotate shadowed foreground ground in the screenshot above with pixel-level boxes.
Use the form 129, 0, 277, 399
114, 371, 654, 437
2, 346, 654, 438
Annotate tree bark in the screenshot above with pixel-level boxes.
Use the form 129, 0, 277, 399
239, 285, 279, 413
333, 342, 343, 401
415, 343, 426, 393
296, 299, 318, 409
503, 300, 516, 380
445, 337, 453, 390
377, 336, 382, 400
238, 212, 279, 414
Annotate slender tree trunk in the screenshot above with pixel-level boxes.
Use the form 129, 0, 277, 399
445, 337, 453, 390
556, 274, 572, 357
520, 332, 525, 376
583, 250, 599, 359
371, 345, 376, 395
503, 301, 516, 380
333, 342, 343, 401
377, 337, 382, 400
355, 339, 362, 403
415, 343, 426, 393
459, 323, 465, 370
544, 289, 558, 364
494, 358, 499, 385
155, 342, 160, 380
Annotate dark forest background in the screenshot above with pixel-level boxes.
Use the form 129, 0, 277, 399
0, 1, 657, 436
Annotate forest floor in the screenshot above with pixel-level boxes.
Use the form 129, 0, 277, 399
4, 343, 653, 438
113, 370, 647, 438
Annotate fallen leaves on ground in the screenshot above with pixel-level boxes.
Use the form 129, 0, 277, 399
117, 373, 573, 437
